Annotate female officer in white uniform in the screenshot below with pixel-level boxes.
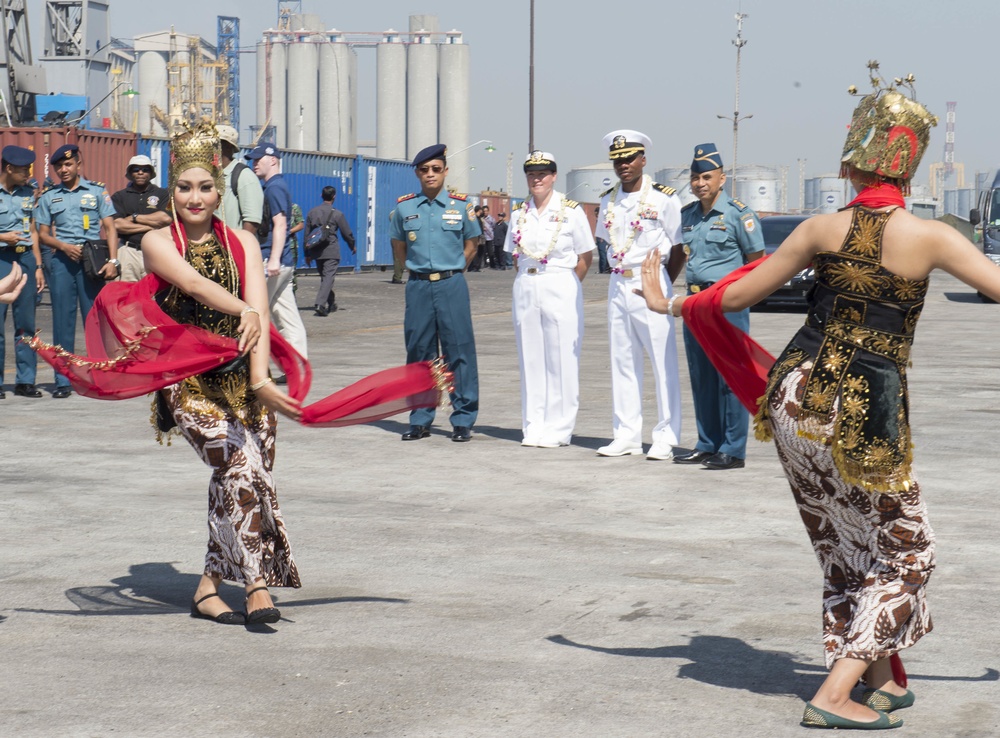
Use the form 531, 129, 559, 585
504, 151, 595, 447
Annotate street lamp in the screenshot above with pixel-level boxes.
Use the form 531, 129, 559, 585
449, 139, 494, 157
564, 182, 592, 197
448, 140, 494, 194
717, 12, 752, 192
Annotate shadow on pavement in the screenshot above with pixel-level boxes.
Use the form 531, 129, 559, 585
11, 562, 409, 617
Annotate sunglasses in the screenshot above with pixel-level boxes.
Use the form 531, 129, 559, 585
417, 165, 445, 174
130, 167, 154, 174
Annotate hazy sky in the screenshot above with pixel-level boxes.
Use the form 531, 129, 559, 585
28, 1, 1000, 200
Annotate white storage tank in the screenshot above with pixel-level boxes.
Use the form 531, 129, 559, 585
406, 32, 438, 159
814, 175, 847, 214
564, 165, 617, 204
653, 166, 696, 207
137, 50, 167, 135
439, 31, 470, 192
376, 31, 406, 160
287, 37, 319, 151
732, 165, 780, 214
257, 37, 289, 147
319, 35, 356, 155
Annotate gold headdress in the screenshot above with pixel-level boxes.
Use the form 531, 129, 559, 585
840, 60, 938, 192
169, 120, 226, 196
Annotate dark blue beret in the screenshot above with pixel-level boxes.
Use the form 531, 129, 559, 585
413, 143, 447, 168
51, 144, 80, 165
691, 143, 724, 174
2, 145, 35, 167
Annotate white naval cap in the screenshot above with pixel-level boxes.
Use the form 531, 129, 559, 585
523, 150, 557, 172
603, 129, 651, 160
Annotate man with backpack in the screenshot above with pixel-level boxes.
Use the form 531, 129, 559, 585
305, 186, 355, 316
217, 125, 264, 233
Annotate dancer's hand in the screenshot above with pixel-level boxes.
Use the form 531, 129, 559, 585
237, 310, 262, 354
255, 381, 302, 421
632, 248, 670, 313
0, 262, 26, 304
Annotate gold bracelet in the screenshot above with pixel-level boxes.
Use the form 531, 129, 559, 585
250, 377, 273, 391
241, 305, 259, 317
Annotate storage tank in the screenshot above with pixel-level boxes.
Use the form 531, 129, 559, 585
406, 32, 438, 159
376, 31, 406, 160
943, 188, 974, 217
564, 165, 616, 204
286, 37, 319, 151
256, 37, 289, 147
814, 175, 847, 214
732, 165, 780, 214
137, 50, 167, 136
439, 32, 470, 192
653, 166, 696, 206
319, 36, 356, 155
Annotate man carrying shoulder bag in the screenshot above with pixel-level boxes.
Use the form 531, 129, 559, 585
305, 185, 355, 316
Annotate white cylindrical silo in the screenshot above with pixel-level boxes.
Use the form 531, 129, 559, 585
287, 37, 319, 151
269, 38, 289, 147
406, 33, 438, 160
564, 165, 617, 203
319, 38, 356, 156
815, 174, 846, 213
376, 32, 407, 160
256, 40, 268, 135
733, 165, 780, 214
439, 32, 470, 192
137, 50, 168, 135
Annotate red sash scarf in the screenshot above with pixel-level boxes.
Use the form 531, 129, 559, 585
31, 218, 447, 426
845, 183, 906, 209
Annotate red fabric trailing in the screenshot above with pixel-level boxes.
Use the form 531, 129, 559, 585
681, 257, 777, 414
890, 653, 908, 688
844, 183, 906, 210
31, 217, 443, 426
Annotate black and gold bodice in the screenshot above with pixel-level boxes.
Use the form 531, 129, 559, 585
755, 207, 928, 493
156, 235, 254, 417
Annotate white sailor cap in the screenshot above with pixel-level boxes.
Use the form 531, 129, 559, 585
603, 130, 651, 160
523, 150, 557, 172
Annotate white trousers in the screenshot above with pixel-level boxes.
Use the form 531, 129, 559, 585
267, 265, 308, 359
607, 271, 681, 447
513, 269, 583, 445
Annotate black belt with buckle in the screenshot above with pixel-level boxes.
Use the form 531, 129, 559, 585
688, 281, 715, 293
410, 270, 456, 282
2, 244, 29, 254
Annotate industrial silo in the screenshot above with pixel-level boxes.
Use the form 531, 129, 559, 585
406, 31, 438, 159
319, 35, 355, 155
286, 36, 319, 151
376, 31, 406, 160
439, 31, 470, 192
137, 49, 167, 135
732, 165, 780, 214
814, 174, 847, 213
256, 36, 288, 146
564, 165, 617, 204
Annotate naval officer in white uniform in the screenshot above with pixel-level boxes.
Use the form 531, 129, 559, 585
505, 151, 595, 447
595, 130, 685, 460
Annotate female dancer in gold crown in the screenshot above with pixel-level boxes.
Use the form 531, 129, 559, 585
638, 63, 1000, 730
144, 124, 302, 626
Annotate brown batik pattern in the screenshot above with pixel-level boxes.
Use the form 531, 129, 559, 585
165, 383, 301, 588
768, 362, 934, 669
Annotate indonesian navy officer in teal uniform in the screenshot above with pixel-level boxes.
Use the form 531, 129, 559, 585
35, 144, 118, 398
675, 143, 764, 469
390, 144, 482, 442
0, 145, 46, 399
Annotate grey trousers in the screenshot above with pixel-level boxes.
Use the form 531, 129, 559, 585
315, 257, 341, 308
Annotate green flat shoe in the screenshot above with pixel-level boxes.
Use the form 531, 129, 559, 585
801, 702, 903, 730
862, 688, 915, 712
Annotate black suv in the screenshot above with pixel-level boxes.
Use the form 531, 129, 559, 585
757, 214, 814, 307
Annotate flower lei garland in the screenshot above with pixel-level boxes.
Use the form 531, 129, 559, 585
512, 196, 567, 264
603, 175, 652, 273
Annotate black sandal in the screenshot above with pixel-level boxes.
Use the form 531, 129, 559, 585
190, 593, 246, 625
245, 586, 281, 625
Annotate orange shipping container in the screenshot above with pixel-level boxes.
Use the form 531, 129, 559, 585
0, 127, 137, 191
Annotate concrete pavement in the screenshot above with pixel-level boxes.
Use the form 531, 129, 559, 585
2, 267, 998, 737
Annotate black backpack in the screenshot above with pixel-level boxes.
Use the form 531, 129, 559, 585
230, 162, 271, 241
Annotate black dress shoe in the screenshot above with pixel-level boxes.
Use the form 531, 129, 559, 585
190, 593, 246, 625
328, 303, 339, 313
0, 388, 5, 399
273, 373, 288, 385
390, 277, 404, 284
450, 426, 471, 442
14, 383, 42, 398
52, 386, 72, 399
702, 452, 745, 470
672, 448, 714, 464
401, 425, 431, 441
314, 305, 329, 316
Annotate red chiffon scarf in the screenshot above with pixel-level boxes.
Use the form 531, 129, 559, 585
30, 217, 447, 426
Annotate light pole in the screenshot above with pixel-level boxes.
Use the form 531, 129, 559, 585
447, 140, 494, 193
529, 0, 535, 151
717, 12, 752, 193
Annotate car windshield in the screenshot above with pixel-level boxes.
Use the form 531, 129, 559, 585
761, 220, 803, 253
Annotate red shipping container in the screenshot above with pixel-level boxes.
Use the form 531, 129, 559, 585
0, 126, 137, 192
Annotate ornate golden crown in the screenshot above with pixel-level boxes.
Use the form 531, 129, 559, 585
169, 120, 225, 196
841, 60, 938, 187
